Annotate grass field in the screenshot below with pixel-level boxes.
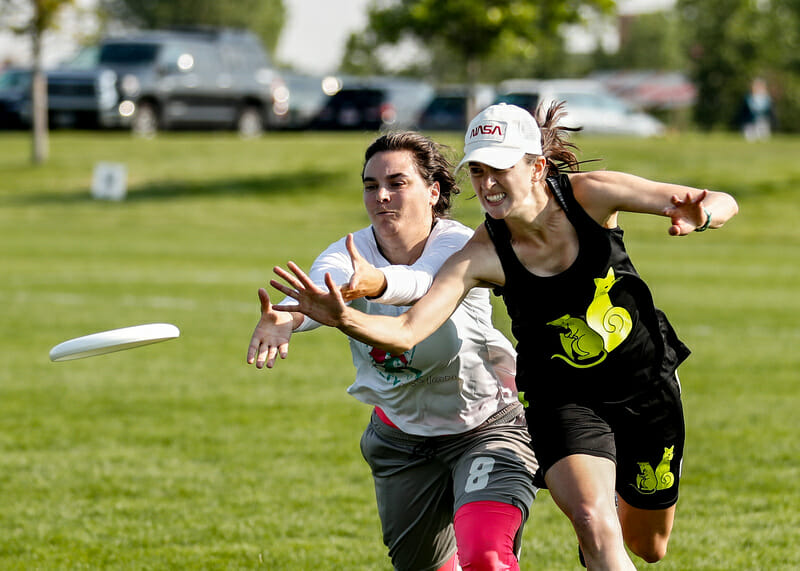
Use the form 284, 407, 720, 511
1, 129, 798, 570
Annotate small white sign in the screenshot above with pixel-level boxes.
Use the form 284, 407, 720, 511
91, 162, 128, 201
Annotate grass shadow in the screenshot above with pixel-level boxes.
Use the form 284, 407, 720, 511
1, 169, 350, 206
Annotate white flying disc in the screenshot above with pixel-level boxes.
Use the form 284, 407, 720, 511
49, 323, 180, 362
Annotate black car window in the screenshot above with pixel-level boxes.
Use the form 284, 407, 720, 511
328, 89, 383, 108
494, 93, 539, 112
99, 43, 160, 65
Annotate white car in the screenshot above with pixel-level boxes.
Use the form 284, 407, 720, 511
495, 78, 665, 137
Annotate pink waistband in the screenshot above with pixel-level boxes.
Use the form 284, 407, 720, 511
374, 406, 399, 429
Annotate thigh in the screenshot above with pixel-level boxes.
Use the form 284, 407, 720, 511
614, 376, 685, 510
544, 453, 619, 520
527, 401, 617, 477
449, 411, 539, 521
361, 419, 457, 571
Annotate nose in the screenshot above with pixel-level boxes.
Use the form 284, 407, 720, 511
480, 173, 496, 192
376, 186, 390, 202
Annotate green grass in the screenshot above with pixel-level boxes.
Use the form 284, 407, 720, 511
1, 129, 798, 570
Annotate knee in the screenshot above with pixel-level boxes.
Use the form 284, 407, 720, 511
626, 535, 669, 563
457, 548, 510, 571
569, 502, 622, 552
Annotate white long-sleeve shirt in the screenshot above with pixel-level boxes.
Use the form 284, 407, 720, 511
291, 218, 518, 436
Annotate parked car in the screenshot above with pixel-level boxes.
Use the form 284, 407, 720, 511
279, 71, 332, 130
60, 27, 286, 136
0, 67, 31, 128
0, 66, 118, 129
417, 84, 495, 131
310, 76, 433, 131
495, 78, 665, 137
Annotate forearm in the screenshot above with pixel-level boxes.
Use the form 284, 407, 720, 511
336, 307, 418, 354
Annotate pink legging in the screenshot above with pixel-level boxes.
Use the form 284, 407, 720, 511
436, 500, 523, 571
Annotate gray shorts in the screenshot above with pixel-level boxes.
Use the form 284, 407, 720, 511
360, 402, 539, 571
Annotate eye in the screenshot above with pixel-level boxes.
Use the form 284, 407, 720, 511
363, 183, 377, 192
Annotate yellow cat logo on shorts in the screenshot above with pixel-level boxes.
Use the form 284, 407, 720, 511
633, 446, 676, 494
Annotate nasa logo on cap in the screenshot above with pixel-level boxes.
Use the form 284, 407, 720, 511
468, 121, 507, 143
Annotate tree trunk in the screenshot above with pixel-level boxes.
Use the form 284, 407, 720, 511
31, 21, 49, 165
465, 56, 481, 125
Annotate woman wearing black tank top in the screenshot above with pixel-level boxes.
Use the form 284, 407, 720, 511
271, 103, 739, 570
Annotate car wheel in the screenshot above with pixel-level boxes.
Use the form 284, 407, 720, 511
132, 102, 158, 138
237, 106, 264, 138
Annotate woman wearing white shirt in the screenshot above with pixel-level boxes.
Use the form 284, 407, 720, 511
247, 132, 538, 571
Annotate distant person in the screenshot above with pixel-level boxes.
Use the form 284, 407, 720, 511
739, 78, 774, 141
247, 132, 539, 571
270, 103, 739, 569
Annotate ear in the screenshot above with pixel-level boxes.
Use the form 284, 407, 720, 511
531, 156, 547, 183
429, 180, 441, 206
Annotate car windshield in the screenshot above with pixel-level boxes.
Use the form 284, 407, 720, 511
99, 43, 160, 65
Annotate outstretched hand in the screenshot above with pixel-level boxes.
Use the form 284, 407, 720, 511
271, 261, 349, 327
340, 233, 387, 301
664, 189, 709, 236
246, 287, 295, 369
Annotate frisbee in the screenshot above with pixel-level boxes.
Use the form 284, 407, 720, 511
49, 323, 180, 362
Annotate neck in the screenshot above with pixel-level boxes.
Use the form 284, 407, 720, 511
373, 219, 436, 265
505, 183, 557, 239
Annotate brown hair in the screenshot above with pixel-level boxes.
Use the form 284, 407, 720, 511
529, 101, 582, 176
363, 132, 461, 218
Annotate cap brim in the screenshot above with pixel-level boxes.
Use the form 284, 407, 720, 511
455, 147, 526, 173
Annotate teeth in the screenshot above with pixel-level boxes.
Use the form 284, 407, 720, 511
485, 192, 505, 203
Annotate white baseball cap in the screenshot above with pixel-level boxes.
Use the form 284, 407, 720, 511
455, 103, 542, 172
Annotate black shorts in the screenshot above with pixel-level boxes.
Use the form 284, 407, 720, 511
527, 372, 684, 510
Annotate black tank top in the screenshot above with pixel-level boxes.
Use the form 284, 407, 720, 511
485, 174, 690, 403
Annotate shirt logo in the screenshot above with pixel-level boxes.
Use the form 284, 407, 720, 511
369, 346, 422, 386
469, 121, 507, 143
546, 267, 633, 368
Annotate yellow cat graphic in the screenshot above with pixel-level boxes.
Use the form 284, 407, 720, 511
586, 268, 632, 352
548, 267, 633, 368
635, 446, 676, 494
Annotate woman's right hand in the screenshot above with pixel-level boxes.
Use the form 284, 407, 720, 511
246, 287, 295, 369
271, 262, 349, 328
340, 233, 387, 301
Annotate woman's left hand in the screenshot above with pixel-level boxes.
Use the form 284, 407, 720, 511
664, 189, 709, 236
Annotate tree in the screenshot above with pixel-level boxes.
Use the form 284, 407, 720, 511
98, 0, 285, 55
607, 11, 688, 71
0, 0, 75, 164
679, 0, 800, 131
342, 0, 614, 117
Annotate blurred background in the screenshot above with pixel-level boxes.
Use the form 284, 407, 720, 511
1, 0, 796, 157
1, 2, 799, 569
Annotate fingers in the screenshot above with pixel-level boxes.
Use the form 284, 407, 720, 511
671, 189, 708, 207
273, 265, 304, 293
345, 233, 362, 265
286, 261, 318, 290
258, 287, 271, 313
270, 278, 297, 299
248, 340, 289, 369
325, 272, 345, 304
246, 337, 259, 364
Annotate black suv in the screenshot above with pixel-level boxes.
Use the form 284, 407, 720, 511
88, 28, 286, 136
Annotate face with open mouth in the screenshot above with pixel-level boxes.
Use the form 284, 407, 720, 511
468, 158, 537, 218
